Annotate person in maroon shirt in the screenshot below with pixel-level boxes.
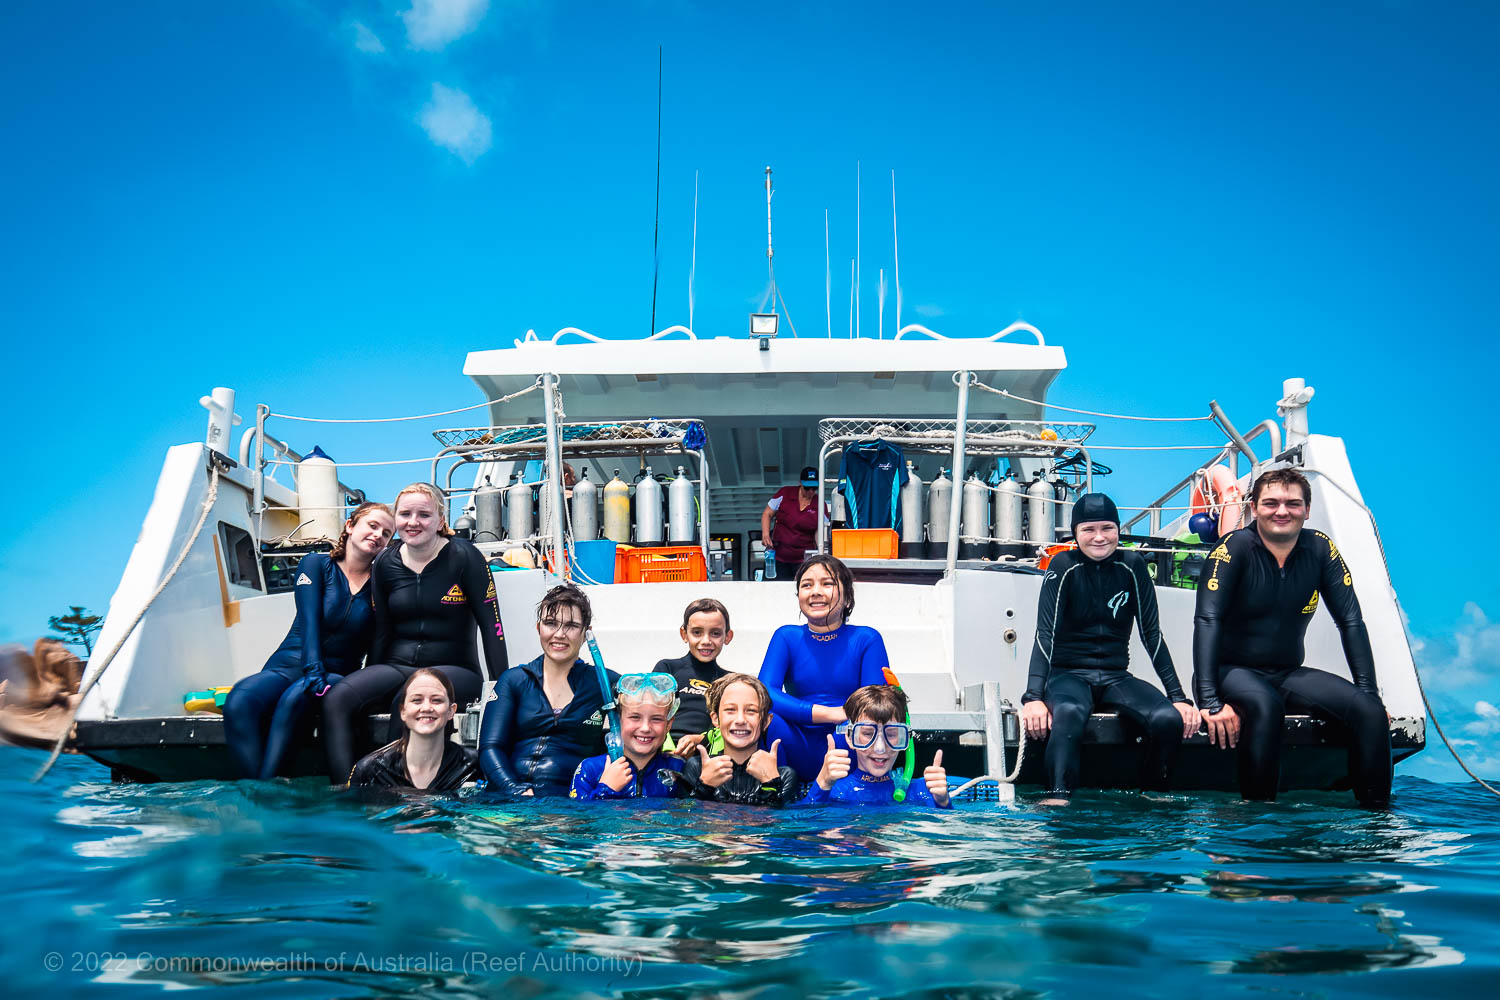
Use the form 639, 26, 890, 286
760, 466, 828, 578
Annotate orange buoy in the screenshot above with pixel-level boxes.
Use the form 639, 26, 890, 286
1190, 465, 1244, 534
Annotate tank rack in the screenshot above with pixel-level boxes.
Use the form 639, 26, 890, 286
432, 418, 705, 462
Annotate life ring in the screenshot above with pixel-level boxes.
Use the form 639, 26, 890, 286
1190, 465, 1244, 534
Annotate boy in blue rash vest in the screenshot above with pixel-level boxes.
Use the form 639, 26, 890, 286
1020, 492, 1199, 800
224, 502, 394, 779
800, 684, 951, 808
760, 554, 891, 780
570, 673, 686, 800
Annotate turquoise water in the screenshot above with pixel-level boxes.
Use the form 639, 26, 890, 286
5, 750, 1498, 998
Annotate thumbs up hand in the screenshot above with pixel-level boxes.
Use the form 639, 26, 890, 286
817, 733, 851, 791
746, 739, 782, 783
697, 744, 735, 788
924, 749, 950, 807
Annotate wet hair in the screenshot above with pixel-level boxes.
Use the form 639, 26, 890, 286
393, 482, 455, 537
843, 684, 908, 725
682, 597, 731, 632
1249, 468, 1312, 507
706, 673, 773, 733
536, 583, 593, 631
329, 501, 394, 560
398, 667, 458, 747
794, 553, 856, 621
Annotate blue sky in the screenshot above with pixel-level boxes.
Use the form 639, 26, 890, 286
2, 1, 1496, 779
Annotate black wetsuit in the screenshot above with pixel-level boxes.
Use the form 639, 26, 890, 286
223, 553, 374, 779
679, 754, 800, 807
347, 739, 479, 792
477, 656, 616, 798
323, 538, 509, 780
1025, 548, 1188, 795
653, 654, 728, 739
1193, 524, 1389, 806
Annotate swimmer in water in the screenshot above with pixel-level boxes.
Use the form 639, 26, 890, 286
801, 684, 951, 808
679, 673, 800, 807
569, 673, 685, 799
347, 668, 479, 791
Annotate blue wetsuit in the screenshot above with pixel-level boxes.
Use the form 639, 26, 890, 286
478, 656, 616, 798
759, 623, 890, 780
223, 553, 374, 779
569, 752, 685, 800
799, 766, 951, 808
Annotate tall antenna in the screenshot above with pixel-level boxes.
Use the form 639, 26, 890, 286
891, 169, 902, 336
648, 46, 663, 338
824, 209, 831, 338
878, 268, 886, 340
855, 161, 861, 339
765, 165, 775, 314
688, 169, 698, 332
847, 258, 854, 339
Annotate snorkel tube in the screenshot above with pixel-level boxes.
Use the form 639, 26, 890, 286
585, 629, 624, 760
882, 666, 916, 803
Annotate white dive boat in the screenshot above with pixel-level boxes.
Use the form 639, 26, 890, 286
70, 322, 1424, 789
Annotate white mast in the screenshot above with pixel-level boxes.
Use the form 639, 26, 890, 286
689, 170, 698, 332
891, 169, 902, 336
824, 209, 831, 338
855, 161, 861, 338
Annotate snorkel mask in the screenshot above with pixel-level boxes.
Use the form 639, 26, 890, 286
615, 672, 681, 718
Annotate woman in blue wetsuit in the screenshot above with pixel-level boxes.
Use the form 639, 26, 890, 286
223, 502, 394, 779
322, 483, 510, 782
759, 553, 891, 780
478, 584, 615, 797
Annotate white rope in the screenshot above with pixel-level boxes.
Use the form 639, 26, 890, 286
269, 378, 542, 424
267, 456, 441, 469
1085, 444, 1227, 452
965, 376, 1212, 422
33, 463, 222, 782
949, 727, 1026, 799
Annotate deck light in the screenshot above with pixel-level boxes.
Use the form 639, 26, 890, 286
750, 312, 779, 351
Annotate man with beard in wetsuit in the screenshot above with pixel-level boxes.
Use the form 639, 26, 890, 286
1194, 467, 1391, 807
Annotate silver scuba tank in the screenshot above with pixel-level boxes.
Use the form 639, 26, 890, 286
634, 468, 664, 545
1027, 474, 1055, 549
899, 461, 924, 558
995, 472, 1025, 557
668, 466, 697, 545
571, 467, 598, 542
506, 471, 534, 542
959, 470, 990, 560
927, 468, 952, 559
474, 475, 504, 544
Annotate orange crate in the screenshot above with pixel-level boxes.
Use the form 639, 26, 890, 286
615, 545, 708, 583
831, 528, 899, 560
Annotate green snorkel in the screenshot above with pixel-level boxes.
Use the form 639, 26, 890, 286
882, 667, 916, 802
585, 629, 624, 761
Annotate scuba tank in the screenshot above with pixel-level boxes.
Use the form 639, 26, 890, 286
571, 467, 598, 542
296, 445, 341, 542
1052, 474, 1073, 537
505, 471, 534, 542
668, 466, 697, 545
959, 470, 990, 560
634, 467, 664, 545
474, 476, 503, 543
899, 461, 924, 558
926, 469, 952, 559
602, 470, 631, 544
994, 472, 1024, 558
1027, 473, 1055, 549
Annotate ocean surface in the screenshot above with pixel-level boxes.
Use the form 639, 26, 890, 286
4, 750, 1498, 998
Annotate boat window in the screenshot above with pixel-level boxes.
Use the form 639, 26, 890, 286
218, 523, 263, 592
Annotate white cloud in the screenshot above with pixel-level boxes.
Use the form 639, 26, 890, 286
914, 303, 945, 318
1465, 700, 1500, 737
402, 0, 489, 50
418, 84, 492, 163
1405, 603, 1500, 782
352, 22, 385, 53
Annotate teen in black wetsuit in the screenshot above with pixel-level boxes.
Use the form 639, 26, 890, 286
347, 668, 479, 791
1021, 493, 1198, 797
223, 502, 394, 779
322, 484, 508, 781
653, 597, 735, 741
1194, 468, 1390, 807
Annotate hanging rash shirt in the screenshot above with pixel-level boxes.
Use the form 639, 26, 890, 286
1024, 548, 1186, 703
1192, 525, 1377, 714
371, 538, 509, 680
653, 653, 728, 739
839, 440, 909, 531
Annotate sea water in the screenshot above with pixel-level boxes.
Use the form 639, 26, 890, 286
4, 750, 1498, 998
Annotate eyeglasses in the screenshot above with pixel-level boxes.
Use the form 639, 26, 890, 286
538, 618, 584, 636
1256, 499, 1306, 511
838, 722, 910, 751
616, 673, 679, 710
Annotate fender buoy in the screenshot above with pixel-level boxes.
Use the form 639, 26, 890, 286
1190, 465, 1244, 534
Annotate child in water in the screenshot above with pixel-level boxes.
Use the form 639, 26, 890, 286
569, 673, 685, 799
680, 673, 800, 807
802, 684, 951, 808
654, 597, 734, 744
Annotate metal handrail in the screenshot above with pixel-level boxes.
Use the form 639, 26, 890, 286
1123, 420, 1281, 532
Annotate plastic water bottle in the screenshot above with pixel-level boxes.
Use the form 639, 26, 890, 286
764, 550, 777, 580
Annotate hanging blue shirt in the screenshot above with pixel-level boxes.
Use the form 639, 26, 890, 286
840, 440, 908, 530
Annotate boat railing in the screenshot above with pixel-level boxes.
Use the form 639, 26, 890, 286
1122, 418, 1283, 534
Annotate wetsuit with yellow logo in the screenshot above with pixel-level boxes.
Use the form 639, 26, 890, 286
1193, 524, 1389, 806
653, 653, 728, 739
323, 537, 509, 780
